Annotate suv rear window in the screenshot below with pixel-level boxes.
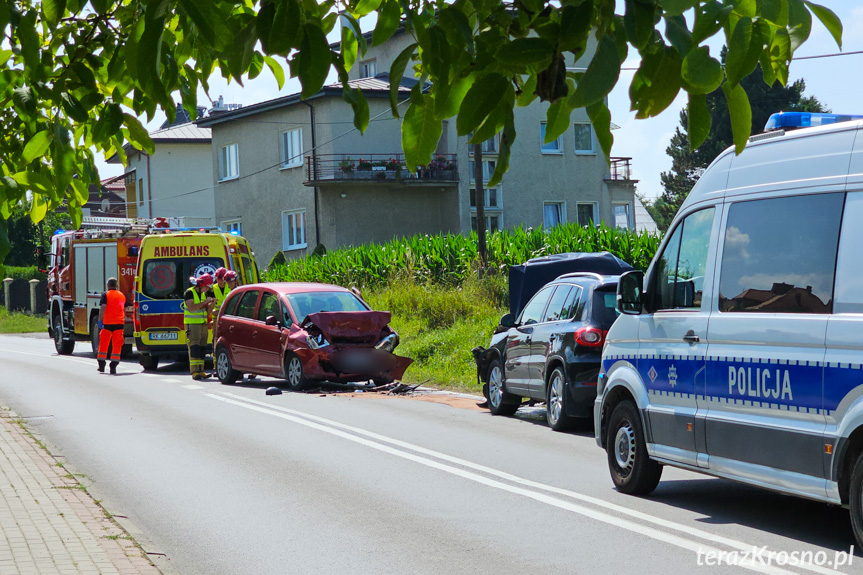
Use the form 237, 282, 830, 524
591, 286, 619, 328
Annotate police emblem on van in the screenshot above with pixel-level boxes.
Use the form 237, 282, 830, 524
668, 365, 678, 387
647, 366, 657, 383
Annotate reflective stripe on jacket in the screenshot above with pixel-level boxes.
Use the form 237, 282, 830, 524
184, 289, 207, 324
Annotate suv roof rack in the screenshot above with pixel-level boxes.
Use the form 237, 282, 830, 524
557, 272, 605, 282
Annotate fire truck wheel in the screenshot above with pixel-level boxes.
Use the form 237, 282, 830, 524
139, 354, 159, 371
90, 317, 100, 357
52, 312, 75, 355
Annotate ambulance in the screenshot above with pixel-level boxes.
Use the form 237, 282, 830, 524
134, 230, 259, 370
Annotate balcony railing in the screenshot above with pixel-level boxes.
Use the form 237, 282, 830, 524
305, 154, 459, 185
607, 157, 636, 181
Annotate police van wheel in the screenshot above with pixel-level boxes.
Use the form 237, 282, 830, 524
606, 400, 662, 495
850, 451, 863, 548
215, 347, 239, 385
487, 359, 519, 416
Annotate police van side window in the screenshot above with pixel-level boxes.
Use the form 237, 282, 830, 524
653, 208, 715, 311
718, 193, 844, 313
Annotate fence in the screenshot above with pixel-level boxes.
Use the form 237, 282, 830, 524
2, 278, 48, 315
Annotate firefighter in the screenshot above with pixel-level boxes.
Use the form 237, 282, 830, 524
213, 267, 231, 309
184, 273, 215, 380
97, 277, 126, 375
225, 270, 239, 290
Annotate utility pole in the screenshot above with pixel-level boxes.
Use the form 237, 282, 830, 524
473, 143, 486, 276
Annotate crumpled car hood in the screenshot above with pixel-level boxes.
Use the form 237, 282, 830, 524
302, 311, 392, 341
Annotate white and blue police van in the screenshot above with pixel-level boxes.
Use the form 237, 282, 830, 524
594, 112, 863, 547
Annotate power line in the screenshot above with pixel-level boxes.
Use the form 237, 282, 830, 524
620, 49, 863, 71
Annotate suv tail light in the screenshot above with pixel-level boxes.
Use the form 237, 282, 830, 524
575, 327, 607, 347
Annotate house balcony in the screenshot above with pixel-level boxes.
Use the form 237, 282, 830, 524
605, 157, 639, 183
304, 154, 459, 186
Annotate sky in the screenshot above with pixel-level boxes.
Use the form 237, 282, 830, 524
96, 2, 863, 201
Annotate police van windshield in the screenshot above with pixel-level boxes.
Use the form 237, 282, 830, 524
142, 258, 224, 300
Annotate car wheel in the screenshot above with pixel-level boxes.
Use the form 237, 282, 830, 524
139, 354, 159, 371
215, 347, 239, 385
606, 400, 662, 495
52, 312, 74, 355
850, 450, 863, 548
284, 353, 307, 392
487, 358, 519, 416
90, 316, 100, 357
546, 367, 575, 432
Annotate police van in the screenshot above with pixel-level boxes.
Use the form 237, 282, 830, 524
595, 112, 863, 546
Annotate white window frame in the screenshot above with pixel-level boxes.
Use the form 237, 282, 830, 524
543, 201, 567, 229
280, 128, 303, 169
468, 134, 498, 155
540, 122, 563, 154
469, 160, 497, 183
469, 186, 504, 232
222, 219, 242, 235
471, 214, 504, 232
281, 209, 307, 251
613, 202, 633, 229
219, 143, 239, 182
576, 202, 599, 227
573, 123, 595, 155
360, 59, 376, 78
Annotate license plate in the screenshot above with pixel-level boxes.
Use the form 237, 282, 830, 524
149, 332, 178, 341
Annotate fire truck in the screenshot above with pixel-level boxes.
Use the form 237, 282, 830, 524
46, 217, 176, 356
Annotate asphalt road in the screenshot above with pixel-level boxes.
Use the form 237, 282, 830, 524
0, 333, 858, 575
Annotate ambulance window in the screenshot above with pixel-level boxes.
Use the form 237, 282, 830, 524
241, 255, 256, 284
653, 207, 714, 311
235, 290, 260, 319
143, 261, 180, 299
718, 193, 843, 313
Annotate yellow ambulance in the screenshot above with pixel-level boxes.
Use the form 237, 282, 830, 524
134, 230, 259, 370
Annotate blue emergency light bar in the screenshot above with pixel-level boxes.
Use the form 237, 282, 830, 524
765, 112, 863, 132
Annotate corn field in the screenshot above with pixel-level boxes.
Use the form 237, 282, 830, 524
265, 223, 661, 288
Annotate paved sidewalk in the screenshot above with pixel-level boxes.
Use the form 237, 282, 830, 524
0, 410, 163, 575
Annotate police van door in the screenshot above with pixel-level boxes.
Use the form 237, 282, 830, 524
705, 193, 843, 498
639, 207, 717, 467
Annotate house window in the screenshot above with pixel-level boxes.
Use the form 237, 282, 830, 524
360, 60, 376, 78
280, 128, 303, 169
543, 202, 566, 229
219, 144, 239, 181
577, 203, 598, 227
540, 122, 562, 154
613, 203, 632, 229
574, 123, 595, 154
137, 178, 145, 207
281, 210, 307, 251
469, 160, 497, 183
468, 134, 498, 155
222, 219, 242, 235
469, 187, 503, 231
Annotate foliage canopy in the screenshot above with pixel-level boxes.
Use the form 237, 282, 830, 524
0, 0, 843, 262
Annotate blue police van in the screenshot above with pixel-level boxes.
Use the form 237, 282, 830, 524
594, 112, 863, 547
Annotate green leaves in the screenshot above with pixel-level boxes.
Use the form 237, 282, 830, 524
296, 24, 331, 99
258, 0, 301, 55
23, 131, 53, 164
389, 43, 416, 117
373, 0, 401, 47
805, 2, 842, 49
123, 113, 155, 155
629, 46, 681, 119
686, 92, 710, 150
722, 82, 752, 154
402, 95, 443, 172
725, 17, 762, 88
264, 56, 285, 90
570, 35, 622, 109
42, 0, 67, 28
456, 74, 510, 136
495, 38, 554, 73
681, 46, 722, 93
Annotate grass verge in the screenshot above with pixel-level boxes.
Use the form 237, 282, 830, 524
363, 273, 507, 394
0, 306, 45, 334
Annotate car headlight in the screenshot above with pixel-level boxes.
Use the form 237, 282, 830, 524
306, 333, 330, 349
375, 333, 399, 353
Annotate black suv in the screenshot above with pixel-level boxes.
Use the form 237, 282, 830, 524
474, 273, 620, 431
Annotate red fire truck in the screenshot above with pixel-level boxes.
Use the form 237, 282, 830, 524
46, 217, 171, 355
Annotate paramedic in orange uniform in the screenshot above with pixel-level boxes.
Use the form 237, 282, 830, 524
97, 277, 126, 375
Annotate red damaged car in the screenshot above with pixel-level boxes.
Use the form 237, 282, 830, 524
213, 283, 412, 390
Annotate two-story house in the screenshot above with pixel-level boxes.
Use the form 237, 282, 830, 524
108, 105, 216, 228
198, 29, 639, 264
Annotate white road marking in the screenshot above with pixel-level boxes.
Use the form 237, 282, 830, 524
208, 392, 833, 575
0, 348, 93, 366
215, 393, 845, 574
182, 384, 203, 390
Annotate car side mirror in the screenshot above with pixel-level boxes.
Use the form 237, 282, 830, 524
265, 315, 280, 326
499, 313, 516, 328
617, 270, 644, 315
